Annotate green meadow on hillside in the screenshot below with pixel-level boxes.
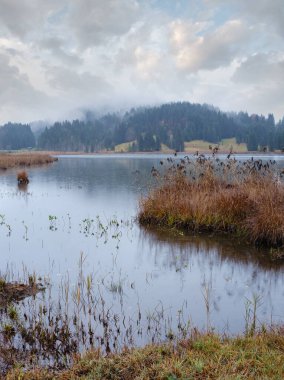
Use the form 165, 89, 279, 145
114, 138, 248, 153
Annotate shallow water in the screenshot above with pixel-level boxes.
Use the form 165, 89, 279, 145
0, 153, 284, 343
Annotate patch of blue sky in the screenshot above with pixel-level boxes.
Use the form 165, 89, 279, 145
141, 0, 203, 19
141, 1, 236, 36
46, 4, 69, 26
211, 6, 233, 25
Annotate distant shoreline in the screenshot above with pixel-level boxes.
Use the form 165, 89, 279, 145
39, 150, 284, 156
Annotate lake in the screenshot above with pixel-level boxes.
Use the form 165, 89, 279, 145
0, 153, 284, 356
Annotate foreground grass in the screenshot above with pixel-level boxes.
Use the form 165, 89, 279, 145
0, 152, 57, 169
139, 156, 284, 250
7, 330, 284, 379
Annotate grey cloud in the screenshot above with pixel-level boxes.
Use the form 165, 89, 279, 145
67, 0, 140, 48
0, 53, 48, 106
0, 53, 52, 123
233, 53, 284, 85
39, 38, 83, 66
231, 53, 284, 118
0, 0, 61, 38
46, 65, 112, 95
237, 0, 284, 38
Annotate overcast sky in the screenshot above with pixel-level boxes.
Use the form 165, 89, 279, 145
0, 0, 283, 124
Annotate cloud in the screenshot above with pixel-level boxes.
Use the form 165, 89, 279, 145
0, 0, 60, 38
67, 0, 141, 49
231, 53, 284, 119
0, 53, 51, 123
46, 65, 112, 94
204, 0, 284, 39
39, 37, 83, 67
233, 53, 284, 85
0, 0, 283, 122
170, 19, 250, 72
0, 53, 47, 105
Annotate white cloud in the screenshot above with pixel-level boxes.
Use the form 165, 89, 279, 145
170, 19, 250, 72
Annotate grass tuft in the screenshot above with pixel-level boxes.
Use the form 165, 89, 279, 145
139, 155, 284, 250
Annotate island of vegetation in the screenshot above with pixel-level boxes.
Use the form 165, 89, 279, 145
0, 152, 57, 170
139, 155, 284, 256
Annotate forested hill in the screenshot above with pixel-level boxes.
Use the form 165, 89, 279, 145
1, 102, 284, 152
0, 123, 35, 150
37, 102, 284, 152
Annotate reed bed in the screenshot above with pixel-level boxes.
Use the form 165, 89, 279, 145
139, 155, 284, 249
0, 153, 58, 170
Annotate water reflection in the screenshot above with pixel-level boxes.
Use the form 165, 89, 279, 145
139, 226, 284, 273
17, 182, 28, 192
0, 154, 283, 337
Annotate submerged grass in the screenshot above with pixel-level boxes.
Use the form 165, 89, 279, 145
139, 155, 284, 250
7, 328, 284, 379
0, 153, 57, 170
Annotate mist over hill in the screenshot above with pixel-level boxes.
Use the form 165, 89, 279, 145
1, 102, 284, 152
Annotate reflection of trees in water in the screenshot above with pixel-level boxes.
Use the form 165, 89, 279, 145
30, 157, 161, 195
139, 226, 284, 275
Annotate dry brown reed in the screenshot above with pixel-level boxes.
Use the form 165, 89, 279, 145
139, 155, 284, 248
17, 171, 29, 184
0, 152, 58, 170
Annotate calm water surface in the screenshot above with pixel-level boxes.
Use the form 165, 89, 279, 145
0, 153, 284, 341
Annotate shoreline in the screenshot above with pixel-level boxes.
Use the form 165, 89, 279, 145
7, 328, 284, 379
38, 149, 284, 157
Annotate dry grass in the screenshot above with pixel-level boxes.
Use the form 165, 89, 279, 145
139, 156, 284, 248
0, 153, 58, 170
184, 138, 247, 153
7, 329, 284, 379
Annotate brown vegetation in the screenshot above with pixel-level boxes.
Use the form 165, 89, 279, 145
0, 152, 58, 170
139, 155, 284, 249
0, 278, 43, 306
17, 171, 29, 184
7, 328, 284, 379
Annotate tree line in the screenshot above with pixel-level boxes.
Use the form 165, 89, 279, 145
1, 102, 284, 152
0, 123, 35, 150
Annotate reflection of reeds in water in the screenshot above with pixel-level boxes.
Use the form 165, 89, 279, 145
138, 226, 284, 273
139, 155, 284, 250
0, 240, 279, 375
0, 255, 192, 375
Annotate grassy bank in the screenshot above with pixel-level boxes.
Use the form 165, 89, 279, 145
0, 152, 58, 170
139, 156, 284, 250
7, 329, 284, 379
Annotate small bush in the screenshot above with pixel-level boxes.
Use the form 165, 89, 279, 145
17, 171, 29, 184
